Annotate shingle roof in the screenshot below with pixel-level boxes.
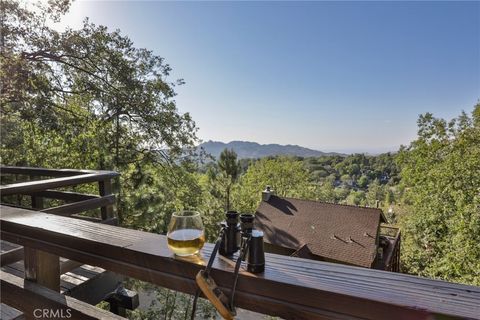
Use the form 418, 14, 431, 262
255, 195, 385, 267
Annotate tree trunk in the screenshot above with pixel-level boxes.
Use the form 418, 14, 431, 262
226, 186, 230, 212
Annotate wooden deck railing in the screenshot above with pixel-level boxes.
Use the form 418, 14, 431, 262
0, 166, 121, 304
1, 205, 479, 320
379, 225, 401, 272
0, 166, 119, 222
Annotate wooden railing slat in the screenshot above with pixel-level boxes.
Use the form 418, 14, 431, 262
41, 195, 115, 216
27, 190, 99, 202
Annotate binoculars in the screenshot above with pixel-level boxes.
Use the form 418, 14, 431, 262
219, 211, 265, 273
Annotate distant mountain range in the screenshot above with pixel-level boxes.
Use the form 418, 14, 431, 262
199, 140, 346, 160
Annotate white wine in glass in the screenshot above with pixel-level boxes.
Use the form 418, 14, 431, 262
167, 210, 205, 256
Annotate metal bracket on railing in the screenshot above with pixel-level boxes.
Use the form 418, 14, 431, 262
104, 282, 139, 317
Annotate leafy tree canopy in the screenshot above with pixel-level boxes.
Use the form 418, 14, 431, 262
1, 0, 197, 170
233, 157, 314, 213
397, 104, 480, 285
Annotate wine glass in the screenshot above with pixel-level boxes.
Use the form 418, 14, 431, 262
167, 210, 205, 256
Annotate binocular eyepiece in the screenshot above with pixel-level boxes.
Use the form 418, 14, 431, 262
219, 211, 265, 273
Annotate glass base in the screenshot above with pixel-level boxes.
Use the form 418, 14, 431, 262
174, 250, 200, 257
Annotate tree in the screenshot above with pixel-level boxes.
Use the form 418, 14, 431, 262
0, 2, 218, 318
316, 176, 336, 202
346, 190, 366, 206
397, 105, 480, 285
385, 189, 394, 206
357, 175, 369, 189
334, 187, 350, 203
217, 148, 240, 211
366, 179, 384, 207
233, 157, 314, 213
1, 0, 197, 171
0, 0, 199, 226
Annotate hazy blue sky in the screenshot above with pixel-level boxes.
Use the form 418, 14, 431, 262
56, 1, 479, 153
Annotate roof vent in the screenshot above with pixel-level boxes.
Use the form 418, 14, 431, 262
262, 185, 274, 202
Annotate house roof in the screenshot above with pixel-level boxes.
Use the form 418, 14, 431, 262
255, 195, 386, 267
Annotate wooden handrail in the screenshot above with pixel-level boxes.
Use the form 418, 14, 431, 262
1, 206, 479, 320
0, 173, 118, 196
0, 166, 118, 177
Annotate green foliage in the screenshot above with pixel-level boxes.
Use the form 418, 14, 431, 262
346, 190, 366, 206
397, 105, 480, 285
1, 0, 199, 228
127, 282, 216, 320
233, 157, 314, 213
316, 176, 336, 202
1, 0, 197, 171
366, 179, 384, 207
120, 163, 203, 233
216, 148, 240, 211
218, 149, 240, 181
197, 171, 227, 242
297, 153, 399, 209
357, 175, 369, 188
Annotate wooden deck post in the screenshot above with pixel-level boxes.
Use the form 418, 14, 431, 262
25, 194, 60, 291
99, 179, 114, 220
29, 175, 41, 209
24, 247, 60, 291
30, 195, 42, 210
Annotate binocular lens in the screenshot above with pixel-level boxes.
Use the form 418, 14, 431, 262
240, 214, 254, 233
239, 213, 254, 223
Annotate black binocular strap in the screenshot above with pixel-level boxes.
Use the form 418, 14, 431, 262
229, 235, 250, 311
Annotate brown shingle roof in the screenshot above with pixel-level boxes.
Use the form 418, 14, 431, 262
255, 195, 385, 267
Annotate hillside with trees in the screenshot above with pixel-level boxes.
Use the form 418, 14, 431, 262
199, 140, 345, 159
1, 1, 479, 318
